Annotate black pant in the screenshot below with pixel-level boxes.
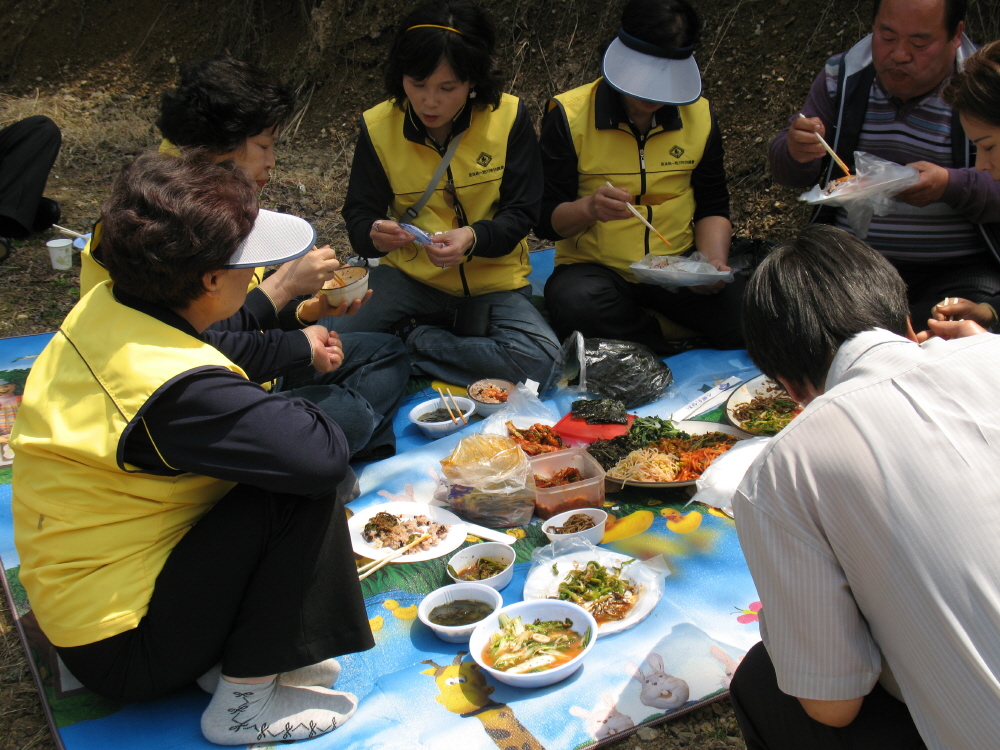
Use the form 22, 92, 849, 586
892, 255, 1000, 332
0, 116, 61, 238
55, 484, 374, 703
544, 262, 746, 353
730, 642, 927, 750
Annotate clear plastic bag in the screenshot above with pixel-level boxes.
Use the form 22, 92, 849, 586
524, 537, 669, 635
438, 433, 536, 527
799, 151, 920, 238
630, 251, 736, 291
480, 381, 560, 436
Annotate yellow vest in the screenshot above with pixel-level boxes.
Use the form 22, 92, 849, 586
364, 94, 531, 296
10, 283, 246, 647
79, 139, 264, 297
550, 79, 712, 282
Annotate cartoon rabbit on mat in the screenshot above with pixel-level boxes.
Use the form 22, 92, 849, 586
625, 653, 690, 710
710, 646, 744, 690
569, 693, 635, 740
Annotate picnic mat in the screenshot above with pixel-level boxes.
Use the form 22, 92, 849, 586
0, 325, 763, 750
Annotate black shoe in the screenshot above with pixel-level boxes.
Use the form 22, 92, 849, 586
0, 237, 10, 264
32, 197, 61, 233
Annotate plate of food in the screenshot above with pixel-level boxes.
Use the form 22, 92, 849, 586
591, 418, 746, 489
347, 502, 468, 563
522, 548, 663, 635
725, 374, 802, 436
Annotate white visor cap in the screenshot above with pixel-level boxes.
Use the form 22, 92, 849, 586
602, 33, 702, 106
225, 209, 317, 269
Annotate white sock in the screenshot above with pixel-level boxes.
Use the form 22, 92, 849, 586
201, 677, 357, 746
196, 659, 341, 694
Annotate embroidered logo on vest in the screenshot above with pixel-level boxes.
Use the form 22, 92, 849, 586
476, 152, 493, 167
669, 145, 685, 159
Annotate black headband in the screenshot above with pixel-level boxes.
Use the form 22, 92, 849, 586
617, 28, 694, 60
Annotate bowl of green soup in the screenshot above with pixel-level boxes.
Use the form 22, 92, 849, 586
408, 396, 476, 439
417, 583, 503, 643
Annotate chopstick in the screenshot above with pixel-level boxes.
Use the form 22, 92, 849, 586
53, 224, 86, 239
797, 114, 852, 177
358, 534, 431, 580
605, 181, 671, 247
446, 387, 468, 425
435, 386, 459, 424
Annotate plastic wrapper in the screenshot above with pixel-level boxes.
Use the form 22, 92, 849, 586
688, 436, 770, 514
480, 381, 560, 435
541, 332, 673, 409
524, 537, 669, 635
438, 433, 536, 527
799, 151, 920, 238
630, 251, 736, 291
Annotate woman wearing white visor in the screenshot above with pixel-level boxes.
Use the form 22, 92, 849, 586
536, 0, 744, 354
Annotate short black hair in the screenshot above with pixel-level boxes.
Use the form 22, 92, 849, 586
742, 225, 910, 389
384, 1, 503, 111
157, 55, 295, 154
621, 0, 701, 50
101, 151, 258, 309
945, 39, 1000, 128
872, 0, 967, 39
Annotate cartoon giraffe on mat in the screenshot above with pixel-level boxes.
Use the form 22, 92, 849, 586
420, 652, 546, 750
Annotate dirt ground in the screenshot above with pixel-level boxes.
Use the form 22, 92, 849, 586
0, 0, 996, 747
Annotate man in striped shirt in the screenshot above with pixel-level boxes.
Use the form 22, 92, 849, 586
730, 224, 1000, 750
769, 0, 1000, 331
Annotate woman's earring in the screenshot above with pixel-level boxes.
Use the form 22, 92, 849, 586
469, 90, 477, 99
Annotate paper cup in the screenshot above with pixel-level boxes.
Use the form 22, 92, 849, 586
46, 239, 73, 270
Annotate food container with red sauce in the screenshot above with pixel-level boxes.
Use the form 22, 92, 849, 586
529, 448, 606, 520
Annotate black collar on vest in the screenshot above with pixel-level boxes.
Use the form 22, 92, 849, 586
593, 79, 681, 132
402, 99, 474, 149
112, 286, 200, 338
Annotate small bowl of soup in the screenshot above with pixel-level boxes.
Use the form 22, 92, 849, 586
318, 266, 369, 308
469, 599, 598, 687
446, 542, 515, 591
408, 396, 476, 439
417, 583, 504, 643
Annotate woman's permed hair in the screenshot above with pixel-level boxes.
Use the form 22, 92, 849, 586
742, 225, 910, 389
384, 1, 504, 111
944, 39, 1000, 128
101, 151, 258, 309
157, 55, 295, 154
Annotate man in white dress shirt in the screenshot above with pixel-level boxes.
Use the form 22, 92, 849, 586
729, 224, 1000, 750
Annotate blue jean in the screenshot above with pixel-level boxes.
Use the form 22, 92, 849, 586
276, 332, 409, 462
323, 265, 560, 385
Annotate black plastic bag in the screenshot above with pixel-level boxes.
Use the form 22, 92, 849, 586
542, 332, 673, 409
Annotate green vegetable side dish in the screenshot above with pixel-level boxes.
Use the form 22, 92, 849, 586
428, 599, 495, 627
483, 613, 589, 673
587, 416, 690, 470
731, 390, 802, 436
556, 560, 638, 624
447, 556, 510, 581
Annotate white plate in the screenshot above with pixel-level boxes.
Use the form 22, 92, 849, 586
605, 420, 748, 489
522, 549, 660, 635
348, 503, 468, 563
725, 374, 797, 436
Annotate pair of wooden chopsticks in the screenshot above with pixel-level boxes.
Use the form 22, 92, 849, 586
435, 386, 468, 425
605, 181, 671, 248
797, 114, 852, 177
358, 533, 431, 580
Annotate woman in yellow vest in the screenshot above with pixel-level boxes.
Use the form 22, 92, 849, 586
12, 153, 372, 746
334, 0, 560, 385
536, 0, 745, 354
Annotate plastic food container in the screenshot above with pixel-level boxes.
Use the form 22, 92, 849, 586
541, 508, 608, 545
529, 448, 606, 520
469, 599, 597, 688
417, 583, 504, 644
409, 397, 476, 439
446, 542, 516, 590
318, 266, 369, 307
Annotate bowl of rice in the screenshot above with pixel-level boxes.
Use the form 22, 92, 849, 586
318, 266, 369, 308
467, 378, 515, 416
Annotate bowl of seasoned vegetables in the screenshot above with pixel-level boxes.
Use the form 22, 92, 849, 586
417, 583, 504, 643
446, 542, 516, 591
469, 599, 597, 687
542, 508, 608, 545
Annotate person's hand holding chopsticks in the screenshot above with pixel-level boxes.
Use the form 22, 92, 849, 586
787, 114, 829, 163
588, 184, 634, 222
